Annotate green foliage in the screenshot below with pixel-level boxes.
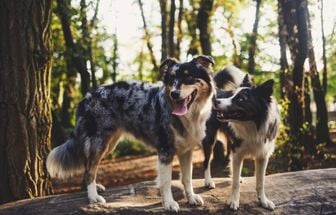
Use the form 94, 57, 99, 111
110, 139, 150, 159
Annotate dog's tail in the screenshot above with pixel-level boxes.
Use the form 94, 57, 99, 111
46, 138, 85, 178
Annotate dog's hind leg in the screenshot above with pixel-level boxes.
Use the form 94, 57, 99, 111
202, 127, 217, 189
229, 153, 243, 210
84, 131, 121, 203
178, 150, 204, 206
255, 157, 275, 210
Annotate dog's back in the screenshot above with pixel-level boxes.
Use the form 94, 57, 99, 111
214, 65, 250, 90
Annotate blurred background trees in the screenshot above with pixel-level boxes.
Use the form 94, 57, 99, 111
49, 0, 335, 170
0, 0, 335, 203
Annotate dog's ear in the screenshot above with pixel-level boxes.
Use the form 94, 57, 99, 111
194, 55, 215, 70
240, 74, 253, 87
159, 57, 179, 75
256, 79, 274, 98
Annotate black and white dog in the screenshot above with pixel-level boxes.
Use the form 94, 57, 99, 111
202, 66, 280, 210
47, 56, 215, 212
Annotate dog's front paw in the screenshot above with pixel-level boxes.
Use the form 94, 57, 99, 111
163, 199, 180, 212
204, 178, 216, 189
188, 194, 204, 206
89, 194, 106, 204
259, 198, 275, 210
96, 183, 106, 192
229, 196, 239, 210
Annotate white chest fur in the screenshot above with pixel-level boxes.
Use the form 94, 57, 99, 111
173, 98, 212, 155
230, 100, 279, 159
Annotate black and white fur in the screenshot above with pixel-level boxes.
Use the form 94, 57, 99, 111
47, 56, 215, 212
203, 66, 280, 210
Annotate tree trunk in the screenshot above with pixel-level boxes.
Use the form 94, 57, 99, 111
280, 0, 308, 171
80, 0, 100, 89
277, 0, 290, 99
248, 0, 261, 74
306, 6, 333, 147
138, 0, 159, 78
159, 0, 168, 62
185, 0, 199, 57
168, 0, 176, 57
175, 0, 184, 59
197, 0, 214, 55
56, 0, 78, 128
224, 14, 240, 67
111, 33, 118, 82
0, 0, 53, 203
56, 0, 91, 95
303, 76, 315, 154
320, 0, 327, 94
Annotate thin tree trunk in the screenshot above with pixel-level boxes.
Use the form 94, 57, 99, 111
320, 0, 327, 93
303, 76, 315, 154
159, 0, 168, 62
80, 0, 99, 89
175, 0, 184, 59
185, 0, 199, 57
111, 33, 118, 82
224, 14, 240, 67
138, 45, 144, 80
56, 0, 91, 95
138, 0, 159, 77
168, 0, 176, 57
56, 0, 80, 128
83, 0, 100, 89
248, 0, 261, 74
0, 0, 53, 203
306, 6, 333, 147
197, 0, 214, 55
277, 0, 290, 99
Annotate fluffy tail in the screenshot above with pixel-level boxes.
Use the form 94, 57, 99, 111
47, 138, 85, 178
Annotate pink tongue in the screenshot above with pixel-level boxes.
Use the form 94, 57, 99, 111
172, 100, 188, 116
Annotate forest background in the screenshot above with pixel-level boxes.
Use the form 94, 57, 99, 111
0, 0, 335, 204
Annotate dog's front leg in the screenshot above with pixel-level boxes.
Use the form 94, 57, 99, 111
157, 160, 179, 212
255, 157, 275, 210
178, 150, 204, 206
229, 153, 243, 210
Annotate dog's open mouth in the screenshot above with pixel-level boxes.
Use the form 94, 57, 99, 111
172, 90, 197, 116
217, 110, 243, 121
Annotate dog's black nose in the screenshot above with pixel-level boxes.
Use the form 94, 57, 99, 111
170, 90, 180, 100
214, 100, 220, 108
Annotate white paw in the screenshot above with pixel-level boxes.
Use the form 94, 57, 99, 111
163, 199, 180, 212
229, 196, 239, 210
96, 183, 106, 192
188, 194, 204, 206
204, 179, 216, 189
89, 194, 106, 204
260, 198, 275, 210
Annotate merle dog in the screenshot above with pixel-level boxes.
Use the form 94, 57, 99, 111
47, 55, 216, 212
202, 66, 279, 210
